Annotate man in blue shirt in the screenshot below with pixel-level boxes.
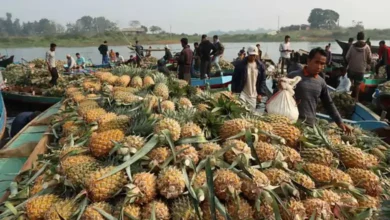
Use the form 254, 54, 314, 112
76, 53, 85, 69
10, 111, 41, 137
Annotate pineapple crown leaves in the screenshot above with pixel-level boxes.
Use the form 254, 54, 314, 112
154, 72, 167, 84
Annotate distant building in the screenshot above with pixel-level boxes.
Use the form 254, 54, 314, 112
267, 30, 278, 35
121, 27, 146, 35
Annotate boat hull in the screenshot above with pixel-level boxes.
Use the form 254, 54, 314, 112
2, 91, 62, 105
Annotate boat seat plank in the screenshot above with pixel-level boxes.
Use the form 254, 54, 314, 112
6, 133, 46, 150
0, 157, 27, 198
22, 125, 48, 134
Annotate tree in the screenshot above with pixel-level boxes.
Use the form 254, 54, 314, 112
308, 8, 339, 29
141, 25, 148, 33
149, 25, 162, 34
129, 20, 141, 28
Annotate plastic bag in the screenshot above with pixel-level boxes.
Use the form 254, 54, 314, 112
266, 76, 302, 122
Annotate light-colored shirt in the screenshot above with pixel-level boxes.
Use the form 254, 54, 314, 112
68, 57, 76, 69
336, 75, 352, 92
279, 42, 291, 59
76, 57, 85, 66
243, 62, 258, 98
117, 55, 125, 62
46, 51, 56, 68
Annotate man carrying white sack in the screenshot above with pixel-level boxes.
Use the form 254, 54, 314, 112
231, 46, 267, 110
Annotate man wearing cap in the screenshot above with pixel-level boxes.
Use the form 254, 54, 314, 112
198, 34, 216, 79
163, 45, 173, 62
46, 43, 58, 86
65, 54, 76, 72
232, 46, 267, 110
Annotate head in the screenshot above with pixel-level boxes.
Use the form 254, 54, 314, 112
135, 40, 139, 44
116, 52, 119, 56
325, 45, 330, 51
149, 46, 152, 49
256, 44, 260, 49
285, 35, 290, 43
165, 45, 169, 51
357, 32, 365, 41
201, 34, 207, 41
28, 111, 41, 121
380, 40, 386, 47
50, 43, 56, 51
348, 38, 354, 44
306, 47, 327, 75
180, 38, 188, 47
291, 52, 300, 63
104, 40, 107, 44
213, 35, 218, 43
66, 54, 71, 59
76, 53, 80, 58
247, 46, 257, 63
194, 42, 199, 48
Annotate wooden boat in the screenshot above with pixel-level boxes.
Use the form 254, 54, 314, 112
0, 56, 14, 68
336, 39, 379, 54
191, 76, 232, 89
128, 46, 166, 52
0, 102, 61, 201
2, 91, 62, 105
0, 92, 7, 140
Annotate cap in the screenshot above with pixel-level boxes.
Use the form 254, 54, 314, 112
66, 54, 71, 58
247, 46, 258, 55
165, 45, 170, 49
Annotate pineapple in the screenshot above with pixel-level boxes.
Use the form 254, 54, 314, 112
331, 169, 353, 184
89, 129, 125, 157
301, 147, 333, 166
124, 135, 145, 150
347, 168, 382, 197
144, 94, 159, 110
179, 97, 193, 109
255, 203, 275, 220
213, 91, 234, 100
98, 115, 129, 132
154, 118, 181, 141
302, 198, 332, 220
223, 139, 251, 163
157, 166, 185, 199
60, 154, 97, 172
198, 142, 222, 160
241, 168, 270, 200
280, 146, 302, 169
133, 172, 157, 204
292, 172, 315, 189
219, 119, 252, 140
26, 194, 59, 220
358, 195, 380, 209
247, 119, 273, 141
66, 162, 101, 186
214, 169, 241, 201
338, 193, 359, 207
254, 141, 277, 163
73, 94, 86, 103
320, 189, 341, 206
176, 79, 188, 88
175, 144, 199, 164
143, 75, 155, 87
115, 75, 131, 87
30, 175, 46, 196
119, 204, 141, 220
263, 114, 291, 124
170, 196, 198, 220
82, 202, 113, 220
270, 123, 301, 148
84, 108, 107, 123
107, 75, 119, 85
130, 75, 143, 88
161, 100, 175, 112
44, 199, 77, 220
280, 199, 306, 220
191, 170, 206, 188
141, 200, 170, 220
154, 83, 169, 100
62, 121, 80, 136
113, 86, 138, 93
263, 168, 291, 185
226, 198, 254, 220
181, 122, 203, 138
86, 166, 128, 202
97, 112, 117, 125
336, 145, 377, 169
303, 163, 333, 184
148, 147, 170, 166
197, 103, 210, 112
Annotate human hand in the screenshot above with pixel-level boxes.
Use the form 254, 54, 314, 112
338, 123, 352, 134
257, 95, 262, 102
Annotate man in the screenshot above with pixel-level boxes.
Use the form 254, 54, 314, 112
163, 45, 173, 61
145, 46, 152, 57
75, 53, 85, 69
98, 41, 108, 65
336, 67, 351, 92
256, 44, 262, 60
177, 38, 194, 83
377, 41, 390, 80
346, 31, 372, 100
198, 34, 216, 79
232, 46, 267, 110
233, 49, 246, 67
325, 45, 332, 66
116, 52, 125, 64
287, 52, 303, 74
46, 43, 58, 86
287, 48, 351, 132
342, 38, 354, 64
66, 54, 76, 72
279, 35, 292, 74
133, 41, 144, 67
192, 42, 201, 75
212, 35, 225, 73
10, 111, 41, 137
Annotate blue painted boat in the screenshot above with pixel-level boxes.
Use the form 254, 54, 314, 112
191, 76, 232, 88
0, 92, 7, 139
2, 91, 62, 105
316, 86, 388, 130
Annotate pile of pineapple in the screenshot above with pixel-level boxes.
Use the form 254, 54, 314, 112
2, 66, 390, 220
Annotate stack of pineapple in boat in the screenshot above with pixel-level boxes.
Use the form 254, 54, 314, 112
2, 65, 390, 220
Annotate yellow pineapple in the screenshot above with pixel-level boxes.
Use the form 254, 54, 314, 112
241, 168, 270, 200
154, 118, 181, 141
270, 123, 301, 148
226, 198, 254, 220
280, 146, 302, 168
331, 169, 353, 184
115, 75, 131, 87
141, 200, 170, 220
86, 166, 128, 202
197, 103, 210, 112
157, 166, 185, 199
358, 195, 380, 209
219, 119, 252, 140
320, 189, 341, 206
175, 144, 199, 165
26, 194, 59, 220
176, 79, 188, 88
280, 199, 306, 220
181, 122, 203, 138
60, 154, 97, 172
214, 169, 241, 201
303, 163, 333, 184
82, 202, 113, 220
66, 162, 101, 186
153, 83, 169, 100
179, 97, 193, 109
84, 108, 107, 123
121, 204, 141, 220
292, 172, 315, 189
133, 172, 157, 204
263, 114, 292, 124
198, 142, 221, 160
247, 119, 273, 141
191, 170, 206, 188
302, 198, 333, 220
171, 196, 198, 220
97, 115, 129, 132
336, 145, 377, 169
254, 141, 277, 163
124, 135, 145, 151
222, 139, 251, 163
130, 75, 143, 88
301, 147, 333, 166
73, 94, 86, 103
148, 147, 170, 166
89, 129, 125, 157
160, 100, 175, 112
44, 199, 77, 220
263, 168, 291, 185
97, 112, 117, 125
107, 75, 119, 85
347, 168, 382, 197
143, 75, 155, 87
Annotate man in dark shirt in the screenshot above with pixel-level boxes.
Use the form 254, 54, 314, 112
10, 111, 41, 137
163, 45, 173, 61
212, 35, 225, 73
98, 41, 109, 65
286, 48, 351, 133
133, 41, 144, 67
177, 38, 194, 83
192, 42, 200, 76
341, 38, 354, 64
256, 44, 263, 60
198, 34, 216, 79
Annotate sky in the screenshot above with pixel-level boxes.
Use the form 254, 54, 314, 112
1, 0, 389, 34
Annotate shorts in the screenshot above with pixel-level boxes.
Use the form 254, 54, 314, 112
347, 70, 364, 85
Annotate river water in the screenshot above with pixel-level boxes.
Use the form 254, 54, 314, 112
4, 40, 385, 65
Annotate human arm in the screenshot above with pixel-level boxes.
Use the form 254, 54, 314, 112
210, 42, 217, 56
320, 82, 343, 126
45, 52, 51, 70
346, 47, 352, 63
231, 64, 242, 94
366, 47, 372, 65
218, 42, 225, 56
256, 62, 267, 96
